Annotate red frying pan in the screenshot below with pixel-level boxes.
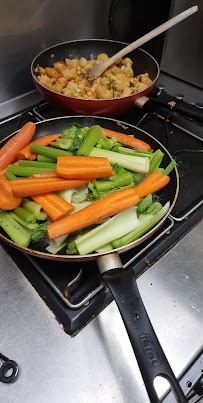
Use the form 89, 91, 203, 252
31, 39, 159, 117
0, 116, 187, 402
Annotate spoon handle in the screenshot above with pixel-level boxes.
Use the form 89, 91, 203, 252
106, 5, 198, 68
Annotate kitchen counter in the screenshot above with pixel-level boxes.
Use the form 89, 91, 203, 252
0, 220, 202, 403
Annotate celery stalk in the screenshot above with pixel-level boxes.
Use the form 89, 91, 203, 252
19, 160, 56, 169
111, 202, 170, 248
148, 149, 164, 174
14, 206, 37, 223
10, 212, 39, 230
37, 154, 56, 162
95, 244, 113, 253
75, 207, 140, 255
7, 165, 56, 177
163, 159, 177, 176
30, 144, 72, 158
77, 125, 104, 156
21, 198, 47, 220
4, 171, 17, 181
0, 212, 31, 247
90, 147, 149, 173
94, 172, 134, 194
113, 146, 153, 158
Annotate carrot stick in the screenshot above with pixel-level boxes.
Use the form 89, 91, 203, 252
0, 122, 36, 170
31, 193, 74, 221
31, 171, 59, 178
0, 177, 22, 210
57, 155, 114, 179
47, 188, 140, 239
134, 172, 170, 198
16, 133, 62, 160
11, 177, 90, 197
103, 128, 151, 152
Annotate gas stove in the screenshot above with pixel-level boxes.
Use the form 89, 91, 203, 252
0, 72, 203, 402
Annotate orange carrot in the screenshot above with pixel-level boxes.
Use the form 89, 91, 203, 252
16, 133, 62, 160
11, 177, 90, 197
134, 172, 170, 198
31, 193, 74, 221
103, 128, 151, 152
0, 122, 36, 170
0, 177, 22, 210
57, 156, 114, 179
47, 188, 140, 239
31, 171, 59, 178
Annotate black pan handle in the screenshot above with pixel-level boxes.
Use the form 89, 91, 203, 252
101, 267, 187, 403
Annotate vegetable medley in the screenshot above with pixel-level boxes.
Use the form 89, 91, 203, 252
0, 122, 176, 255
35, 53, 152, 99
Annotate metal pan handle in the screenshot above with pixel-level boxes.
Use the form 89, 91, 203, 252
99, 256, 187, 402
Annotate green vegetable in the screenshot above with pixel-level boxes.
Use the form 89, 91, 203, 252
7, 165, 56, 177
77, 125, 104, 156
111, 202, 170, 248
4, 171, 17, 181
19, 160, 57, 169
37, 154, 56, 162
14, 206, 37, 223
50, 138, 73, 150
46, 242, 67, 254
90, 147, 150, 173
29, 144, 72, 159
137, 194, 153, 216
94, 172, 134, 195
0, 212, 31, 247
21, 199, 47, 220
10, 212, 39, 230
148, 149, 164, 174
96, 136, 120, 150
112, 146, 153, 158
75, 207, 140, 255
163, 159, 177, 176
31, 222, 51, 243
62, 123, 89, 153
144, 201, 162, 215
95, 244, 113, 253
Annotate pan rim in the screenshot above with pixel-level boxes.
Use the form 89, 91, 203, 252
0, 115, 179, 261
31, 38, 160, 103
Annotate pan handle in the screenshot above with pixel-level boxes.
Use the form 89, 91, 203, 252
100, 261, 187, 402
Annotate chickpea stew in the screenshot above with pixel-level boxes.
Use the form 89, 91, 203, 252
35, 53, 152, 100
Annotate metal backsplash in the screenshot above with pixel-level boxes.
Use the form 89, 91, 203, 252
161, 0, 203, 89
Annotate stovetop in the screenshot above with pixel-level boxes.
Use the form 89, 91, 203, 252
0, 82, 202, 337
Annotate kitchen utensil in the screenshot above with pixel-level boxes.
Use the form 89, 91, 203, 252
88, 6, 198, 80
0, 352, 19, 383
0, 116, 185, 401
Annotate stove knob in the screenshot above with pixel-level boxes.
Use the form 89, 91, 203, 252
174, 93, 184, 100
155, 84, 165, 96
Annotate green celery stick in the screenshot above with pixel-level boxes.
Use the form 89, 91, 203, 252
0, 212, 31, 247
4, 171, 17, 181
163, 159, 177, 176
148, 149, 164, 174
14, 206, 36, 223
77, 125, 104, 156
10, 212, 39, 230
7, 165, 56, 177
19, 160, 56, 169
21, 198, 47, 220
37, 154, 56, 162
30, 144, 72, 159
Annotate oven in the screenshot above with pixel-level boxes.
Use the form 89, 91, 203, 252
0, 0, 202, 402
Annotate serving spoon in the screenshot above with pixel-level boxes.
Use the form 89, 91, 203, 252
88, 5, 198, 81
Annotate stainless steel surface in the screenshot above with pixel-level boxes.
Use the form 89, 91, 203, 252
0, 0, 112, 105
161, 0, 203, 89
0, 220, 202, 402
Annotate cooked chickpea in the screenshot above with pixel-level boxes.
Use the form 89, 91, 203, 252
37, 53, 152, 100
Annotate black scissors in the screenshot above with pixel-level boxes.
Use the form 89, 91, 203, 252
0, 352, 19, 383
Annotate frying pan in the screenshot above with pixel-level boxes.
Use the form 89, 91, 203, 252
0, 116, 186, 402
31, 39, 159, 117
